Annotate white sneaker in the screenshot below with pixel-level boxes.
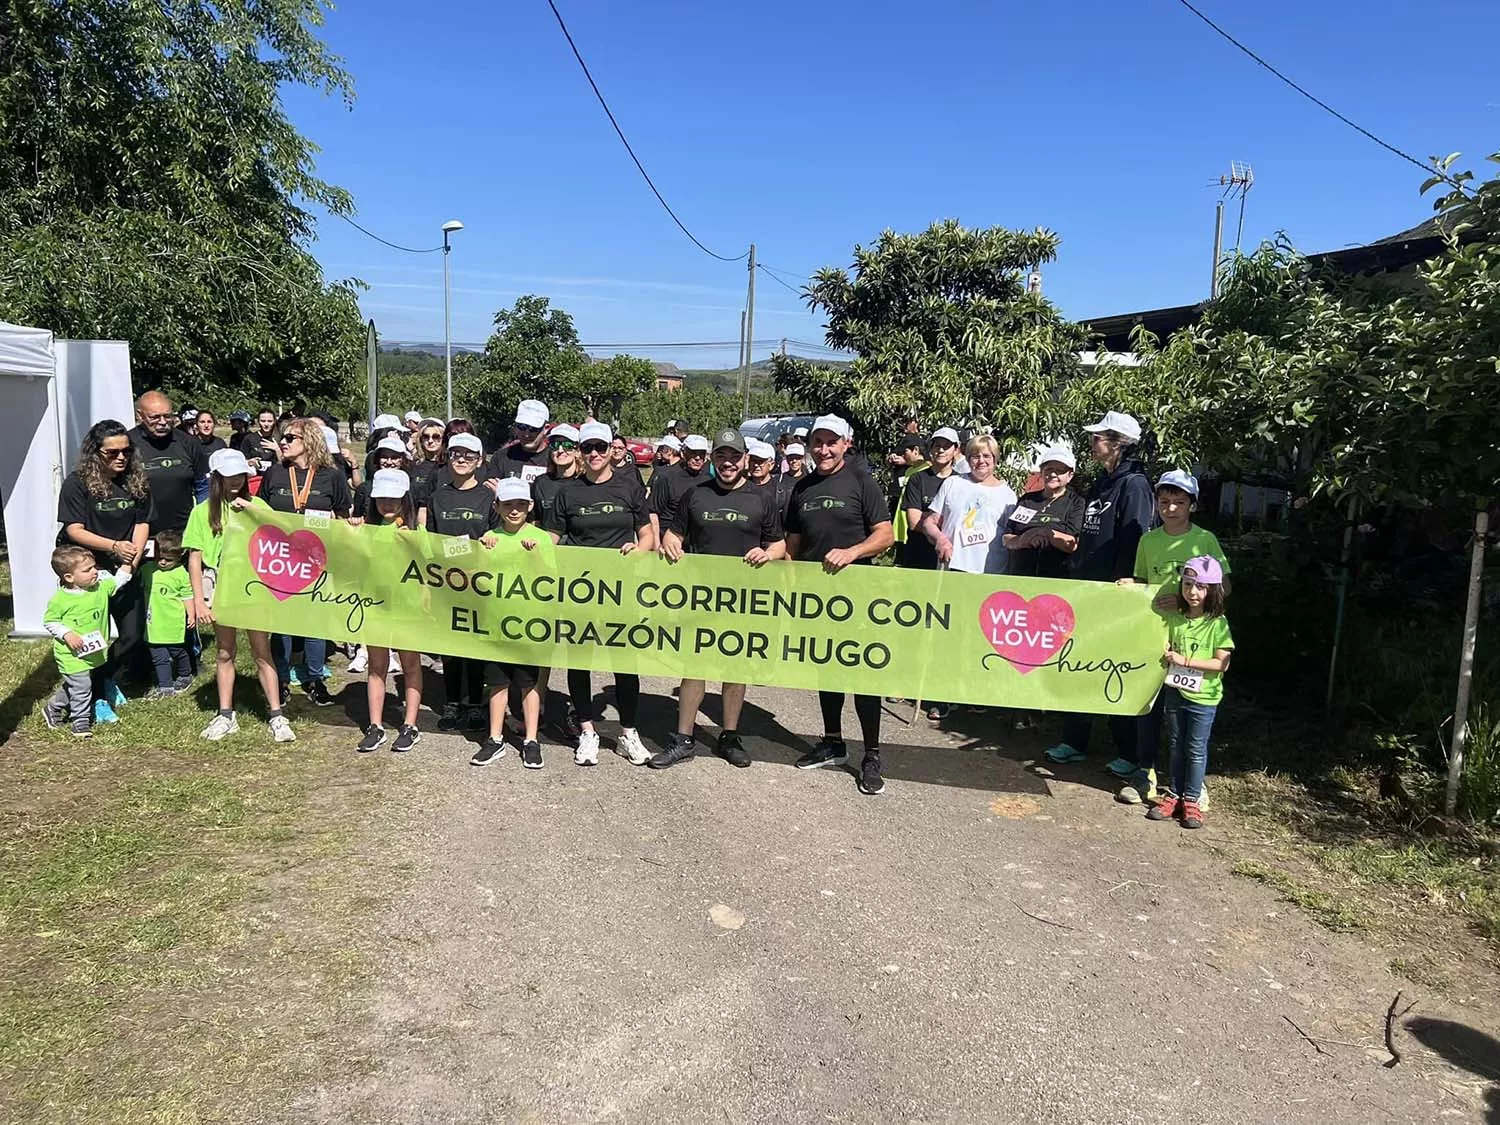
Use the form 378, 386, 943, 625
347, 648, 368, 674
615, 727, 650, 766
575, 729, 600, 766
200, 713, 239, 741
269, 715, 296, 743
388, 652, 402, 674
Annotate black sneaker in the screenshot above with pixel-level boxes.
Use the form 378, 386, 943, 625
305, 678, 335, 707
392, 725, 421, 753
42, 707, 63, 731
436, 702, 462, 731
714, 731, 751, 768
463, 705, 486, 732
357, 725, 387, 753
857, 752, 885, 795
470, 737, 506, 766
171, 675, 194, 693
795, 738, 847, 770
71, 720, 92, 739
549, 704, 582, 744
521, 740, 543, 769
648, 732, 696, 770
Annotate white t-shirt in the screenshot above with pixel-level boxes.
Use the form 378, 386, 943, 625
928, 474, 1017, 574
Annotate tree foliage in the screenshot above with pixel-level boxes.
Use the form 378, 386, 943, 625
0, 0, 364, 400
618, 386, 801, 439
773, 220, 1087, 451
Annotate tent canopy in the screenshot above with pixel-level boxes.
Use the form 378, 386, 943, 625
0, 321, 56, 379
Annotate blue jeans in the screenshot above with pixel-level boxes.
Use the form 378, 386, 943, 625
273, 634, 326, 684
1163, 688, 1217, 803
1135, 691, 1168, 773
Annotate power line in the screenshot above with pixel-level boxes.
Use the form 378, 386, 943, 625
759, 262, 812, 285
544, 0, 748, 262
1173, 0, 1471, 194
580, 339, 783, 349
756, 264, 804, 296
336, 213, 443, 254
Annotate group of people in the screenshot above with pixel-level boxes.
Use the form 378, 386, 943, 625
43, 393, 1232, 820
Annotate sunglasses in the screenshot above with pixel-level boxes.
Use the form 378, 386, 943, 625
1041, 466, 1073, 476
101, 446, 132, 459
421, 432, 444, 441
549, 438, 578, 451
279, 433, 302, 444
579, 442, 609, 455
448, 449, 480, 462
514, 424, 541, 435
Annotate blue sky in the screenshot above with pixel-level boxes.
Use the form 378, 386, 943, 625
287, 0, 1500, 370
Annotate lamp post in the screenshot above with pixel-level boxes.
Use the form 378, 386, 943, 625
442, 220, 464, 419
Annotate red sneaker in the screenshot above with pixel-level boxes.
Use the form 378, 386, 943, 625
1146, 793, 1180, 821
1181, 800, 1204, 829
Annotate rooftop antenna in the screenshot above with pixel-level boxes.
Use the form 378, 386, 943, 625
1220, 161, 1254, 255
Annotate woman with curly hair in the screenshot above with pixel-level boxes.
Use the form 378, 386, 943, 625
56, 419, 152, 716
258, 418, 353, 708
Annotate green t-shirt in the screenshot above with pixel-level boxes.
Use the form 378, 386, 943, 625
44, 577, 118, 673
1134, 523, 1230, 605
182, 495, 267, 571
1165, 612, 1235, 705
146, 564, 193, 645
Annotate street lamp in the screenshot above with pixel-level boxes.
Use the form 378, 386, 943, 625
442, 219, 464, 419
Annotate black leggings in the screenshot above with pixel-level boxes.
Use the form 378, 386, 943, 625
443, 655, 484, 707
819, 691, 881, 750
104, 578, 146, 681
568, 670, 640, 727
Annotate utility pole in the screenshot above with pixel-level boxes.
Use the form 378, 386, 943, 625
1210, 200, 1224, 298
741, 243, 756, 421
739, 310, 747, 375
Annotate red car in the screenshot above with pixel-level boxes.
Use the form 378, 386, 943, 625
624, 437, 655, 466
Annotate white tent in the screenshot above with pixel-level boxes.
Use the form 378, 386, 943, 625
0, 323, 135, 637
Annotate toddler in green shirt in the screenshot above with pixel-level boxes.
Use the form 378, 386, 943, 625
144, 530, 197, 698
42, 545, 133, 737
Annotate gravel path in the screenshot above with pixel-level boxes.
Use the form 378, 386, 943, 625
287, 682, 1497, 1123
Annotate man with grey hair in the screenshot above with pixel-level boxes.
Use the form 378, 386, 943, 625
130, 391, 208, 535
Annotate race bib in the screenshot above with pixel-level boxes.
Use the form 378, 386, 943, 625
520, 465, 546, 485
1008, 506, 1036, 527
304, 509, 333, 526
1166, 664, 1204, 693
957, 525, 991, 550
75, 631, 107, 657
442, 536, 475, 558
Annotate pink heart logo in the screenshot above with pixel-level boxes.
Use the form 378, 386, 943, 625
248, 525, 327, 601
979, 591, 1076, 674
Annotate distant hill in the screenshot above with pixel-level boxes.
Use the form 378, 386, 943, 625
377, 344, 845, 388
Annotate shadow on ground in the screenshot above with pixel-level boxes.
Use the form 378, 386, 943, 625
1405, 1016, 1500, 1122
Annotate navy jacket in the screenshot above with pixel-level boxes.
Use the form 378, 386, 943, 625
1071, 457, 1154, 581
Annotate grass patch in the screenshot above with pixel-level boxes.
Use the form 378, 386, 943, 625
1230, 858, 1367, 932
0, 554, 406, 1123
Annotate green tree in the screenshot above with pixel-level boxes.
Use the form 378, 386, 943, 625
773, 220, 1087, 452
0, 0, 365, 401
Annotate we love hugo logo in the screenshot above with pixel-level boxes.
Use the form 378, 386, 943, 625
979, 591, 1075, 674
249, 524, 327, 601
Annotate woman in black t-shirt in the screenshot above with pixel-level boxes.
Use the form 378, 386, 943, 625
258, 419, 352, 707
1003, 448, 1084, 579
543, 422, 656, 768
56, 420, 153, 698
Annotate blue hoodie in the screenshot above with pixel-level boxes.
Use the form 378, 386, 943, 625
1071, 456, 1154, 581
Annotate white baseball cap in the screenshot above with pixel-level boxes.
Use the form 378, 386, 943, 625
579, 421, 613, 445
549, 423, 580, 443
375, 435, 409, 456
447, 433, 482, 455
373, 413, 402, 431
1083, 410, 1142, 443
208, 449, 252, 477
515, 399, 549, 428
320, 425, 340, 450
1036, 443, 1077, 470
667, 418, 680, 429
493, 477, 531, 503
785, 442, 805, 456
747, 439, 775, 460
370, 468, 411, 499
403, 410, 423, 424
793, 426, 809, 437
656, 435, 682, 451
1157, 469, 1199, 497
811, 414, 852, 441
683, 434, 711, 453
930, 426, 960, 446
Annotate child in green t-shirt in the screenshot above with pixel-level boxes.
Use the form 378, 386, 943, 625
1145, 555, 1235, 830
144, 530, 196, 698
42, 545, 132, 737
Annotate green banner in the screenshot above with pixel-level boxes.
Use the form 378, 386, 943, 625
213, 509, 1168, 715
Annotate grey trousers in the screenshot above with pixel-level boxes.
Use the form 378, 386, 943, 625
47, 670, 95, 728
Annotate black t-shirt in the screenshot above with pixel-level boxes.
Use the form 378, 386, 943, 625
530, 470, 576, 529
1006, 489, 1087, 579
785, 464, 891, 563
194, 433, 228, 457
650, 463, 708, 525
411, 460, 446, 506
490, 442, 550, 485
129, 425, 207, 533
424, 482, 500, 539
547, 471, 649, 550
752, 475, 796, 526
672, 478, 783, 557
259, 463, 353, 517
238, 431, 280, 468
898, 467, 954, 571
56, 473, 152, 565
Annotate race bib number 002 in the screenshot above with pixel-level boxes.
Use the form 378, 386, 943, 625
1166, 664, 1203, 693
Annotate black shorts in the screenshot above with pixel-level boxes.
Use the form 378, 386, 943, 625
484, 661, 538, 692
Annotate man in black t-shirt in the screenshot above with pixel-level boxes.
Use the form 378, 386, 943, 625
784, 414, 895, 796
649, 427, 785, 771
746, 438, 794, 525
649, 433, 709, 552
130, 391, 208, 535
488, 398, 551, 484
898, 428, 962, 572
